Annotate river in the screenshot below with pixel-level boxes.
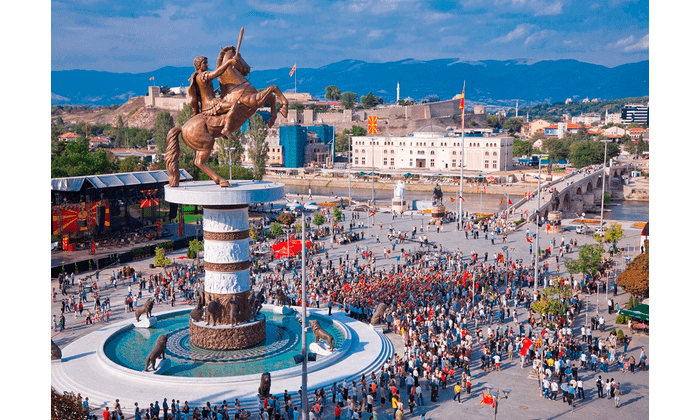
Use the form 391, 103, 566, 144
281, 183, 649, 222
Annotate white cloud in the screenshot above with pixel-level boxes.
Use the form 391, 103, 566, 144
623, 34, 649, 52
534, 1, 562, 16
492, 23, 536, 44
524, 29, 557, 46
615, 35, 635, 47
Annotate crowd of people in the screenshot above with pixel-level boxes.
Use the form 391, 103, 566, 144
53, 204, 644, 420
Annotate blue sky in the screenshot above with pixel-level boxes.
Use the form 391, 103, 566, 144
51, 0, 649, 73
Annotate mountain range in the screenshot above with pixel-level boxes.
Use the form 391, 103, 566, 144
51, 58, 649, 108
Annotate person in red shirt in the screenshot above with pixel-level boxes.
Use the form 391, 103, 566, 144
102, 407, 110, 420
334, 403, 342, 420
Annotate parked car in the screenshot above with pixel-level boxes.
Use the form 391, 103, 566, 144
575, 225, 586, 234
594, 226, 607, 236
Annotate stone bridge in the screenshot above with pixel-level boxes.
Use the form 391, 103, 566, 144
514, 163, 634, 221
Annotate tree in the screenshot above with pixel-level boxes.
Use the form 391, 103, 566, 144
115, 115, 125, 148
333, 207, 342, 223
616, 252, 649, 299
502, 118, 523, 135
177, 103, 194, 127
154, 111, 175, 153
601, 223, 624, 245
118, 155, 146, 173
216, 129, 244, 170
187, 238, 203, 259
325, 85, 341, 100
486, 114, 502, 129
513, 139, 531, 157
565, 243, 604, 283
277, 212, 296, 227
312, 212, 325, 230
532, 286, 572, 324
51, 140, 118, 178
270, 222, 284, 238
154, 246, 171, 268
543, 138, 570, 163
246, 113, 269, 180
341, 92, 358, 109
361, 91, 383, 109
51, 388, 86, 420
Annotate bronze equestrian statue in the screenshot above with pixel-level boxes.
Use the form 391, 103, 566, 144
135, 298, 155, 322
144, 334, 168, 372
165, 27, 289, 188
310, 320, 335, 351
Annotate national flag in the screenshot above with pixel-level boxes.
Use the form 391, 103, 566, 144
368, 116, 378, 134
520, 337, 533, 356
459, 195, 465, 202
480, 392, 495, 407
508, 198, 512, 205
459, 83, 465, 110
369, 210, 376, 217
526, 237, 533, 243
499, 197, 504, 204
149, 76, 155, 81
546, 224, 552, 233
497, 253, 505, 264
483, 186, 486, 193
289, 64, 296, 77
450, 197, 455, 202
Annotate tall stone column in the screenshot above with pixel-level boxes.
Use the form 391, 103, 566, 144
165, 180, 284, 350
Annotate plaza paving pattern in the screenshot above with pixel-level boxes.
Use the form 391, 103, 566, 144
51, 194, 649, 420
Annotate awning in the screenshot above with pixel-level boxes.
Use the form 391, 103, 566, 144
619, 303, 649, 322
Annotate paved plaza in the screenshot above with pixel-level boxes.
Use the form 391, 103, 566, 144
49, 185, 650, 420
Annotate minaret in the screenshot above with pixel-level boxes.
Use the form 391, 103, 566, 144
515, 99, 519, 118
396, 80, 400, 104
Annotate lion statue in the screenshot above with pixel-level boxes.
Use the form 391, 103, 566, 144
258, 372, 272, 398
275, 288, 292, 307
190, 291, 205, 322
144, 334, 168, 372
370, 302, 387, 325
310, 320, 335, 351
135, 298, 155, 322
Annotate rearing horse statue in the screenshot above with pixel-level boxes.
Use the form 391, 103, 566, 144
165, 28, 289, 188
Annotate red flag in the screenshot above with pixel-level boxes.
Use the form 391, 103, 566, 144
526, 237, 532, 243
459, 84, 465, 110
480, 392, 494, 407
459, 195, 465, 202
289, 64, 296, 77
546, 224, 552, 233
149, 76, 155, 81
508, 198, 512, 205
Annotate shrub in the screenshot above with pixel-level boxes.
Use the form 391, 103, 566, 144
616, 314, 629, 324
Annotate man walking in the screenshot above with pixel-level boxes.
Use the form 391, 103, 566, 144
453, 383, 461, 403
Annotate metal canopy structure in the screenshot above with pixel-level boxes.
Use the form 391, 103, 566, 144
51, 170, 193, 206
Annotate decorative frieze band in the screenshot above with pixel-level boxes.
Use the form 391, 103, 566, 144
204, 260, 251, 273
203, 230, 250, 241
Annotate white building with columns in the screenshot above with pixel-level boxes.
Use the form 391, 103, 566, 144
351, 125, 514, 173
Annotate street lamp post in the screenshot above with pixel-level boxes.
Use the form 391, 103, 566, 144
534, 156, 544, 294
599, 140, 610, 233
300, 217, 309, 420
224, 147, 235, 181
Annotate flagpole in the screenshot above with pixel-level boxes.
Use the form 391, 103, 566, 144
459, 81, 465, 229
